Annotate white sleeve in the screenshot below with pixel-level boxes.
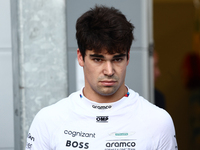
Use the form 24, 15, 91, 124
156, 111, 178, 150
25, 109, 51, 150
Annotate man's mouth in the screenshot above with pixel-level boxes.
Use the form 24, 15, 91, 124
99, 80, 117, 86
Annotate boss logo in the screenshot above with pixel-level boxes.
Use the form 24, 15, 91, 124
66, 140, 89, 149
96, 116, 109, 123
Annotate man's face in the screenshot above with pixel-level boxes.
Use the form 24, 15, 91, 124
77, 49, 129, 97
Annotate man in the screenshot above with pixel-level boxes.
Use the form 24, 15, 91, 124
153, 51, 166, 109
26, 5, 178, 149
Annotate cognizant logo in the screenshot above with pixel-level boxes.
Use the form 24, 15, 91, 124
64, 130, 95, 138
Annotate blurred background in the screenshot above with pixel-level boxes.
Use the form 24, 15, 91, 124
154, 0, 200, 149
1, 0, 200, 150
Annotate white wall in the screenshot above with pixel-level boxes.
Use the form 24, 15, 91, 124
0, 0, 14, 150
11, 1, 68, 149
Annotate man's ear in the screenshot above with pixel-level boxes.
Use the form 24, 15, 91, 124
127, 50, 130, 66
77, 49, 84, 67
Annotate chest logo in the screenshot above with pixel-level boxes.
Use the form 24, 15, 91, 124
66, 140, 89, 149
64, 130, 95, 138
92, 105, 112, 109
96, 116, 109, 123
109, 132, 136, 137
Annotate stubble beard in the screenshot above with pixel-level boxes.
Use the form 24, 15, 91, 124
95, 76, 120, 96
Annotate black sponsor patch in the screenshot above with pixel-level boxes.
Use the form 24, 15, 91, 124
96, 116, 109, 123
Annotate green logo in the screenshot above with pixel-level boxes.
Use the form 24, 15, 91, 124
115, 133, 128, 136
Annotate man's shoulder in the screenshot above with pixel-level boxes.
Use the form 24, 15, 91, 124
140, 98, 174, 128
129, 89, 171, 121
35, 90, 81, 120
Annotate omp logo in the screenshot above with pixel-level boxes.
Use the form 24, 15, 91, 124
92, 105, 112, 109
64, 130, 95, 138
96, 116, 109, 122
106, 141, 136, 148
66, 140, 89, 149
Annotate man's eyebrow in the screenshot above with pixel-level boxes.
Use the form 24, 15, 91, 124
89, 53, 126, 58
113, 54, 126, 58
89, 54, 104, 58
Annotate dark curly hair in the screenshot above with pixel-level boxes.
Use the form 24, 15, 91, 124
76, 5, 134, 60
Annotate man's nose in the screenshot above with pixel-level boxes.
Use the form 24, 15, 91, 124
103, 61, 114, 76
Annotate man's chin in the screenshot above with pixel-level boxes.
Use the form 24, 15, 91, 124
97, 87, 117, 96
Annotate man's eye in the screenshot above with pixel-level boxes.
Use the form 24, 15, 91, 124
93, 58, 102, 62
113, 58, 123, 62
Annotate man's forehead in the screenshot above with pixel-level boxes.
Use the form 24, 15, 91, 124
86, 49, 126, 56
